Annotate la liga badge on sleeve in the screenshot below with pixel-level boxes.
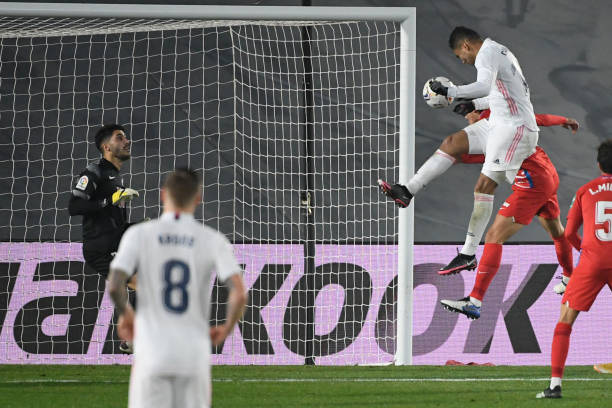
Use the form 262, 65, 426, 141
76, 175, 89, 191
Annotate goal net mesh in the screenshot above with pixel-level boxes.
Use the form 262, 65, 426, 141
0, 16, 401, 365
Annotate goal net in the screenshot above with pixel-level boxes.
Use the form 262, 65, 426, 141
0, 6, 414, 365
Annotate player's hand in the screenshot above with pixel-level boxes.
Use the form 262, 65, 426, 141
453, 100, 475, 117
117, 305, 135, 342
429, 80, 448, 96
464, 111, 481, 125
111, 188, 139, 206
210, 325, 230, 346
561, 118, 579, 134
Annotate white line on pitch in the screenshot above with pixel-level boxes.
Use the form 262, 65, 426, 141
4, 377, 612, 384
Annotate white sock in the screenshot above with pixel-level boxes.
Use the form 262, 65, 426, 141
406, 149, 456, 195
460, 193, 494, 256
550, 377, 562, 389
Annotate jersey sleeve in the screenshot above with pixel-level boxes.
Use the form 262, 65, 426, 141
68, 168, 107, 216
72, 167, 100, 200
110, 225, 141, 277
535, 114, 567, 127
214, 234, 242, 283
449, 49, 497, 99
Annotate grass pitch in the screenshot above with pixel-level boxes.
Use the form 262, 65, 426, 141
1, 364, 610, 407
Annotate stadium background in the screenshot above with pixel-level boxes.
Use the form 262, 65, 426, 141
2, 0, 611, 243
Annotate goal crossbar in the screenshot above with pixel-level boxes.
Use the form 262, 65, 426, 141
0, 2, 414, 23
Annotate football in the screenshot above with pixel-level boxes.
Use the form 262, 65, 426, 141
423, 76, 454, 108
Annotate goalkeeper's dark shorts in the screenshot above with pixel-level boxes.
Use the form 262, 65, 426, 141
83, 248, 115, 279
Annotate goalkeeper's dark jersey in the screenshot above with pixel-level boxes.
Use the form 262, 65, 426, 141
68, 158, 129, 253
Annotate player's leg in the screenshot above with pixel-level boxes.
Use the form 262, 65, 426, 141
440, 124, 537, 274
440, 213, 524, 319
84, 250, 135, 353
175, 372, 211, 408
537, 261, 607, 398
536, 303, 580, 399
128, 367, 173, 408
537, 213, 573, 294
378, 120, 488, 207
439, 172, 498, 274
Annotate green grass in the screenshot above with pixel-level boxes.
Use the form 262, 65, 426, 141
1, 365, 610, 407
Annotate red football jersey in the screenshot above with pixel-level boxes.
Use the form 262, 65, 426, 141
566, 174, 612, 267
512, 146, 558, 193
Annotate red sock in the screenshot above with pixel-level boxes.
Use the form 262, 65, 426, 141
553, 236, 573, 277
551, 322, 572, 378
469, 243, 502, 301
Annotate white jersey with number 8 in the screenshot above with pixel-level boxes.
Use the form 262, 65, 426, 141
110, 212, 241, 375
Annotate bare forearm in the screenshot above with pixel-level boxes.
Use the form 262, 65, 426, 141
108, 268, 129, 315
224, 275, 247, 330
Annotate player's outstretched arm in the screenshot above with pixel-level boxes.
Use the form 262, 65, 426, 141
210, 274, 247, 346
535, 114, 579, 133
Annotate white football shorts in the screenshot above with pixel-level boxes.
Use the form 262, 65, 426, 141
463, 118, 490, 155
464, 119, 538, 185
129, 366, 211, 408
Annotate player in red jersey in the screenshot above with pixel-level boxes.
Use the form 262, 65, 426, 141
440, 140, 567, 319
453, 108, 576, 295
536, 140, 612, 399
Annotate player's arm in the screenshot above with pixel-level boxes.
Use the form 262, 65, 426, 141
535, 114, 579, 133
446, 52, 496, 99
210, 274, 247, 346
108, 227, 140, 340
565, 193, 583, 251
68, 170, 106, 216
210, 236, 247, 346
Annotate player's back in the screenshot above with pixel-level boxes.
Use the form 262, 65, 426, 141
131, 212, 228, 375
573, 174, 612, 267
477, 38, 537, 130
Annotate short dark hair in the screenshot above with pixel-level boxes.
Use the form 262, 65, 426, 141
163, 168, 201, 208
597, 140, 612, 174
94, 124, 125, 152
448, 26, 482, 49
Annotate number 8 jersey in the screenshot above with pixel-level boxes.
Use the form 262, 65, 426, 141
566, 173, 612, 268
110, 212, 241, 375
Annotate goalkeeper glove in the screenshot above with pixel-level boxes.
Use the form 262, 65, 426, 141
429, 80, 448, 96
453, 101, 475, 116
112, 188, 139, 206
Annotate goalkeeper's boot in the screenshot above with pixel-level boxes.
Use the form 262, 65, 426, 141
594, 363, 612, 374
438, 250, 477, 275
119, 341, 134, 354
440, 297, 481, 320
553, 276, 570, 295
377, 179, 413, 208
535, 386, 562, 399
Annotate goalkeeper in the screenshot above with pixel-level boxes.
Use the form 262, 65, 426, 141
68, 124, 140, 352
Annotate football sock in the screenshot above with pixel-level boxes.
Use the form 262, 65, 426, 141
553, 235, 573, 277
550, 377, 562, 389
406, 149, 455, 195
460, 193, 494, 256
551, 322, 572, 379
469, 243, 502, 301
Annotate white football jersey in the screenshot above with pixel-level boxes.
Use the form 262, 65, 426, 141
455, 38, 538, 131
110, 212, 241, 375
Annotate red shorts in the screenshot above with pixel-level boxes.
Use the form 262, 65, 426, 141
498, 191, 560, 225
561, 257, 612, 311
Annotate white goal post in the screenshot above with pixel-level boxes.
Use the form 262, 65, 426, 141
0, 2, 415, 365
